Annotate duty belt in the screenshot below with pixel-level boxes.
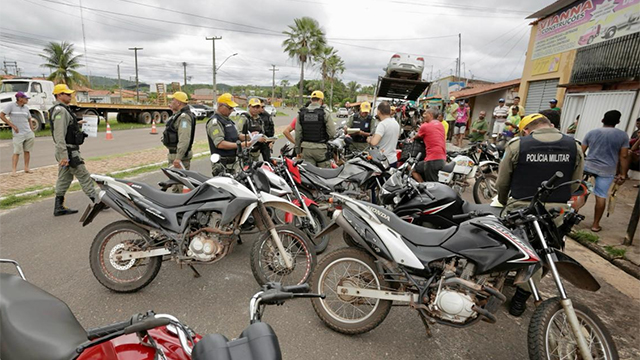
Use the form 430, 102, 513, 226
168, 148, 177, 154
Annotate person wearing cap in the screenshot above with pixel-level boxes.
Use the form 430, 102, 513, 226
345, 101, 375, 152
444, 96, 458, 141
162, 91, 196, 192
491, 98, 510, 141
206, 93, 243, 176
0, 91, 36, 175
259, 99, 275, 161
50, 83, 96, 216
511, 96, 525, 117
237, 98, 268, 163
495, 113, 583, 317
549, 98, 561, 112
294, 90, 335, 168
503, 105, 521, 141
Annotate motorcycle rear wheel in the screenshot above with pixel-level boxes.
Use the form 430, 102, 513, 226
250, 224, 316, 286
311, 247, 392, 335
89, 220, 162, 293
473, 174, 498, 204
528, 297, 618, 360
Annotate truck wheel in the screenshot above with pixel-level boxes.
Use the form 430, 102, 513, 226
138, 112, 152, 125
29, 111, 44, 131
160, 111, 170, 123
151, 111, 161, 124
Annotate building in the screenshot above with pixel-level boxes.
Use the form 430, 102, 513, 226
520, 0, 640, 139
426, 75, 494, 101
450, 79, 521, 120
87, 90, 111, 103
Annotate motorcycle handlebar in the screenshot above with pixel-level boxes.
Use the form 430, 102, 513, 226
543, 171, 564, 190
282, 283, 310, 293
123, 317, 171, 335
86, 319, 132, 340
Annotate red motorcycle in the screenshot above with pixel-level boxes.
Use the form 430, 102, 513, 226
0, 258, 322, 360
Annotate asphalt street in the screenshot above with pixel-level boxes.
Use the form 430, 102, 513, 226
1, 157, 639, 359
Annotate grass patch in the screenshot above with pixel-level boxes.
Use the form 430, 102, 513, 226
107, 163, 164, 178
0, 128, 50, 139
571, 229, 600, 244
0, 185, 79, 210
604, 245, 626, 258
3, 184, 50, 198
275, 111, 288, 117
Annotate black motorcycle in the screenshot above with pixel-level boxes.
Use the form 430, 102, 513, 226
310, 172, 617, 360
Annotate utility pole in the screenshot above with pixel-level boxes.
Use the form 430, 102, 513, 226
458, 33, 462, 80
117, 61, 122, 101
79, 0, 91, 87
182, 62, 188, 87
206, 36, 222, 103
430, 65, 433, 82
269, 65, 279, 103
128, 47, 143, 103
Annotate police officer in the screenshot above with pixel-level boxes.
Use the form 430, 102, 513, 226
50, 84, 96, 216
206, 93, 245, 176
162, 91, 196, 192
259, 99, 275, 161
294, 90, 335, 168
238, 98, 268, 163
344, 101, 375, 152
495, 113, 584, 316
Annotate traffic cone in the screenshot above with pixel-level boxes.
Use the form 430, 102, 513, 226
105, 122, 113, 140
150, 119, 158, 135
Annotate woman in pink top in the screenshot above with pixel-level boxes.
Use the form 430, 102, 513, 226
453, 101, 469, 147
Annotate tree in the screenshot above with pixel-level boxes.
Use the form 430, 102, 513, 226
326, 53, 345, 109
39, 41, 88, 88
280, 79, 290, 100
314, 46, 337, 92
346, 81, 361, 102
282, 17, 327, 106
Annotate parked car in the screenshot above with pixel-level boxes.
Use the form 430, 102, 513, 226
336, 107, 349, 118
202, 104, 215, 118
384, 53, 424, 80
230, 108, 248, 118
189, 104, 207, 120
263, 104, 277, 117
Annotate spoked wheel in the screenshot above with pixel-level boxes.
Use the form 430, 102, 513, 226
89, 220, 162, 293
273, 204, 330, 254
473, 174, 498, 204
311, 247, 392, 334
528, 297, 618, 360
250, 224, 316, 286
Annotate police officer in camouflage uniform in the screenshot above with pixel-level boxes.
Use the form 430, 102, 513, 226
294, 90, 335, 168
344, 101, 375, 152
162, 91, 196, 192
50, 84, 96, 216
237, 98, 268, 163
259, 99, 275, 161
206, 93, 245, 176
495, 113, 584, 317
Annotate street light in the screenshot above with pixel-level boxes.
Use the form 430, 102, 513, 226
216, 53, 238, 72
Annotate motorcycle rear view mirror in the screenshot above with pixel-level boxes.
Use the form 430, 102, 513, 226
210, 154, 221, 164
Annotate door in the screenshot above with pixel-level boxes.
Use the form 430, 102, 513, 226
573, 91, 637, 141
29, 82, 46, 111
560, 95, 586, 132
524, 79, 559, 115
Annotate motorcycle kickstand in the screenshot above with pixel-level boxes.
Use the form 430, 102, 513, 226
416, 309, 433, 337
189, 265, 202, 278
237, 235, 243, 245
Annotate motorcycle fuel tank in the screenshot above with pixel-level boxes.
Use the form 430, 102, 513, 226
393, 182, 464, 228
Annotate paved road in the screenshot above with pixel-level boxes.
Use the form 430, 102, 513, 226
1, 158, 638, 359
0, 108, 297, 174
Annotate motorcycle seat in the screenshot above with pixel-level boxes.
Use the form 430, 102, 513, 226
117, 179, 194, 207
301, 162, 343, 179
192, 322, 281, 360
170, 169, 210, 184
441, 162, 456, 173
461, 201, 503, 218
0, 273, 88, 360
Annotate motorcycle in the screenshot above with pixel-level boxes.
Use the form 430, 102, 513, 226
0, 258, 322, 360
81, 154, 316, 292
445, 141, 501, 204
310, 172, 617, 360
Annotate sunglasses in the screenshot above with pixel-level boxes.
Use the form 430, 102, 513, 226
220, 104, 233, 110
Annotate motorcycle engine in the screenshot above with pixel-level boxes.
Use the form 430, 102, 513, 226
187, 213, 224, 262
434, 289, 476, 324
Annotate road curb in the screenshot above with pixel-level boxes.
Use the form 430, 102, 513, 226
570, 235, 640, 280
0, 151, 209, 202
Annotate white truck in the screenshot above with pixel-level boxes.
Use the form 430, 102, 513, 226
0, 78, 172, 131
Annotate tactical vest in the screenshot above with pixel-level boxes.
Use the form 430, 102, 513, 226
299, 107, 328, 143
49, 104, 86, 146
260, 112, 275, 137
241, 113, 263, 135
351, 113, 373, 143
162, 106, 196, 154
207, 113, 238, 158
510, 134, 577, 203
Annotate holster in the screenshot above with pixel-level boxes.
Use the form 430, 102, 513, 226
67, 148, 84, 168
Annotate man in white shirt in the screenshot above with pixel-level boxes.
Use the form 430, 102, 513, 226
0, 92, 36, 175
369, 101, 400, 167
492, 98, 510, 141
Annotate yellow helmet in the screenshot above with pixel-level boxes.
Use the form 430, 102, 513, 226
360, 102, 371, 113
168, 91, 188, 103
53, 84, 74, 95
248, 98, 261, 107
217, 93, 238, 108
310, 90, 324, 100
519, 113, 545, 132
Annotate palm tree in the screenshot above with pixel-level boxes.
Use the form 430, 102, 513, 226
280, 79, 290, 100
39, 42, 88, 88
315, 46, 337, 91
346, 81, 361, 102
282, 17, 326, 106
327, 54, 345, 109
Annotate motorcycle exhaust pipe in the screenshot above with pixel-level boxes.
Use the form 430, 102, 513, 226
335, 214, 367, 248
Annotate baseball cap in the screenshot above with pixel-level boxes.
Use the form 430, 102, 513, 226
15, 91, 29, 99
498, 98, 505, 102
168, 91, 188, 103
217, 93, 238, 108
450, 96, 456, 101
519, 113, 545, 132
53, 84, 75, 95
550, 98, 558, 103
311, 90, 324, 100
248, 98, 261, 107
360, 102, 371, 113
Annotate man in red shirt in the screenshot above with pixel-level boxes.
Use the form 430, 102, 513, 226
412, 108, 446, 182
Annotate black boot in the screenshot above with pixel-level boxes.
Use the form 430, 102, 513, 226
509, 287, 532, 317
54, 196, 78, 216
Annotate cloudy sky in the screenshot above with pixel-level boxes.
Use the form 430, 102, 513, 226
1, 0, 556, 88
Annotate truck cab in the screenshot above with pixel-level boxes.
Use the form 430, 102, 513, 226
0, 79, 55, 131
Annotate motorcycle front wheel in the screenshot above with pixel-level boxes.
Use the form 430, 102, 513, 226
473, 173, 498, 204
250, 224, 316, 286
528, 297, 618, 360
89, 220, 162, 293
